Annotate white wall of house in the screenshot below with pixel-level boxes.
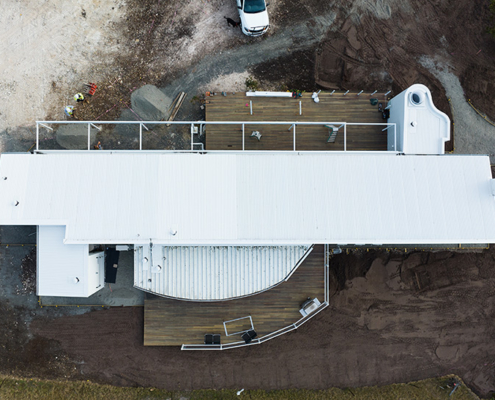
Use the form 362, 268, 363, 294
37, 225, 104, 297
388, 84, 450, 154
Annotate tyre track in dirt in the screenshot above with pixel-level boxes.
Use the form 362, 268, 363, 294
159, 12, 337, 100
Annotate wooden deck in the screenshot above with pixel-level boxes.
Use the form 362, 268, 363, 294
144, 245, 325, 346
205, 91, 389, 151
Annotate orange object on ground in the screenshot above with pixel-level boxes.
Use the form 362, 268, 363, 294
85, 83, 98, 96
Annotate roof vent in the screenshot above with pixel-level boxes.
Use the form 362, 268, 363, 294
410, 91, 425, 106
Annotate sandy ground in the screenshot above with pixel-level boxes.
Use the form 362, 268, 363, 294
0, 0, 125, 136
420, 56, 495, 161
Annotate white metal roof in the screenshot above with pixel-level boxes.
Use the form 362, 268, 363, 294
388, 84, 450, 154
134, 245, 311, 300
37, 225, 97, 297
2, 152, 495, 245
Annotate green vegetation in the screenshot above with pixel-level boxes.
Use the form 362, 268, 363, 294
0, 375, 480, 400
245, 76, 260, 91
488, 0, 495, 36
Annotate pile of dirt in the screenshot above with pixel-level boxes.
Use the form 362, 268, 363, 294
461, 64, 495, 116
251, 48, 317, 91
313, 0, 495, 151
130, 85, 172, 121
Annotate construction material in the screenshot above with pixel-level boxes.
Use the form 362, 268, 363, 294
131, 85, 172, 121
85, 83, 98, 96
167, 92, 186, 126
168, 92, 181, 114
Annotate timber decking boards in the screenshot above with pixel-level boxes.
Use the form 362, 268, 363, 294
205, 91, 388, 151
144, 245, 325, 346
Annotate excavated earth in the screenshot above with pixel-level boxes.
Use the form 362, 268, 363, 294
26, 247, 495, 398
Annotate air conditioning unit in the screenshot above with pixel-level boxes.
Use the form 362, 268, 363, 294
299, 297, 321, 317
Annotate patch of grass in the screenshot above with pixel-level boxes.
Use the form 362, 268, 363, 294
190, 95, 201, 103
0, 375, 480, 400
245, 76, 259, 91
488, 0, 495, 36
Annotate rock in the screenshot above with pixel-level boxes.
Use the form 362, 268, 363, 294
130, 85, 172, 121
56, 124, 97, 149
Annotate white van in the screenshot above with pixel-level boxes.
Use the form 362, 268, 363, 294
236, 0, 269, 36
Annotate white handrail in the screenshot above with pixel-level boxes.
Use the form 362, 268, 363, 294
35, 120, 397, 153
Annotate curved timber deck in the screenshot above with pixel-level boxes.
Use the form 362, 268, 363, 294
144, 245, 327, 346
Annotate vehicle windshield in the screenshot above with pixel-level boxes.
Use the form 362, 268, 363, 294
243, 0, 266, 14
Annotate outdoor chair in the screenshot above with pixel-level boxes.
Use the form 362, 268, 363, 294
213, 334, 221, 345
247, 329, 257, 339
241, 332, 252, 344
204, 334, 213, 345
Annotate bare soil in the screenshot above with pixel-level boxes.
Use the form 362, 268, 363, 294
20, 248, 36, 295
20, 247, 495, 398
311, 0, 495, 153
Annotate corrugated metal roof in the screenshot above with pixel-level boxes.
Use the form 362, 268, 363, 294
134, 245, 311, 300
1, 152, 495, 244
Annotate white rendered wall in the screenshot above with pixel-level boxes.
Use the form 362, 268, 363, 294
388, 84, 450, 154
37, 226, 104, 297
87, 252, 105, 296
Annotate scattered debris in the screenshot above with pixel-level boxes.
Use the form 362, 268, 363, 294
20, 248, 36, 295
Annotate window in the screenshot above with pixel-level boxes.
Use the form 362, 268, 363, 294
244, 0, 266, 13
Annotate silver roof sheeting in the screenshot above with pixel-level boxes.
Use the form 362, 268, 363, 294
134, 245, 312, 301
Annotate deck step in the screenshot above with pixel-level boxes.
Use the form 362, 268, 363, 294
325, 125, 338, 143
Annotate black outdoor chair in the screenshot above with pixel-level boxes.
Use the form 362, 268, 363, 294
204, 334, 213, 345
241, 332, 252, 344
247, 329, 257, 339
213, 334, 221, 345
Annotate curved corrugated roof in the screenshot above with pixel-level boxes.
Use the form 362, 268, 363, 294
134, 245, 312, 300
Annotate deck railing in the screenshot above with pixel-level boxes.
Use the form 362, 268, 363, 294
181, 302, 328, 350
35, 120, 398, 153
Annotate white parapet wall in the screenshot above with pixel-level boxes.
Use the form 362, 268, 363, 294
37, 226, 104, 297
245, 91, 293, 97
387, 84, 450, 154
